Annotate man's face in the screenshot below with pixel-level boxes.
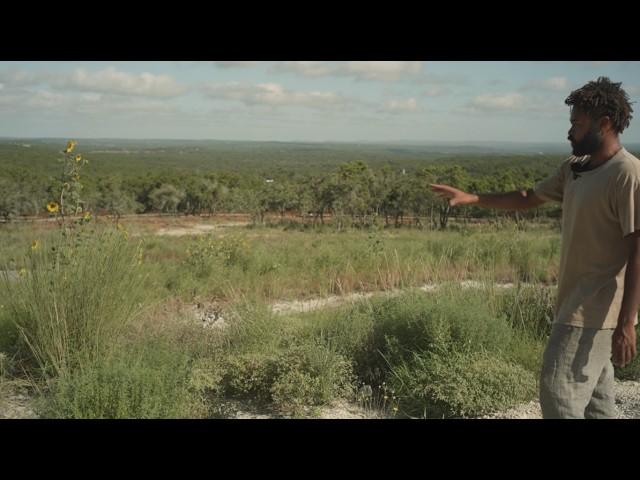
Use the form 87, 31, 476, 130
568, 108, 603, 156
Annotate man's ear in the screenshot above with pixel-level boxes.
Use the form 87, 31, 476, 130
599, 115, 614, 134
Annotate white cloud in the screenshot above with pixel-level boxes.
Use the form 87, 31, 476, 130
469, 93, 528, 111
381, 98, 420, 113
465, 92, 567, 117
213, 61, 260, 68
51, 68, 187, 97
201, 82, 362, 110
422, 86, 450, 97
340, 61, 423, 81
270, 61, 424, 82
25, 91, 66, 109
0, 87, 182, 117
270, 61, 334, 77
71, 95, 181, 115
80, 93, 102, 103
522, 76, 570, 91
0, 70, 41, 87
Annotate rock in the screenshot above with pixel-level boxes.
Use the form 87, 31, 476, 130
192, 302, 229, 330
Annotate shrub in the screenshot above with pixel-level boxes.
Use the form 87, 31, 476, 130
389, 350, 537, 418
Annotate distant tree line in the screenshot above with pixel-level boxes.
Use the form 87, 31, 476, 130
0, 160, 561, 228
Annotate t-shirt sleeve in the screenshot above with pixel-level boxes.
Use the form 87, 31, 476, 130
533, 161, 567, 203
615, 169, 640, 238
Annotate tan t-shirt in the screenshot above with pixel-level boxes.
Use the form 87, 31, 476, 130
534, 147, 640, 329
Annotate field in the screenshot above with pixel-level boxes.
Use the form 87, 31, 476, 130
1, 140, 639, 419
0, 215, 571, 418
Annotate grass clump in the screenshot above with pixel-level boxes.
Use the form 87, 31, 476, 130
39, 337, 208, 419
1, 229, 148, 380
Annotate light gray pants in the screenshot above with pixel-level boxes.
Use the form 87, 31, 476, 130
539, 323, 616, 419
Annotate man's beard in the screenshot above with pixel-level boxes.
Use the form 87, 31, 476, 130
570, 125, 603, 156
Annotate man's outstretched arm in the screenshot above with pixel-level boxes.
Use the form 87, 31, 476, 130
430, 184, 547, 210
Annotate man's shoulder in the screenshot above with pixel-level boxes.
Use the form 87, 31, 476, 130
620, 148, 640, 164
611, 148, 640, 176
604, 149, 640, 190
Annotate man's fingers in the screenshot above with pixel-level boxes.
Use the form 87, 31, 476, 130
613, 344, 634, 368
430, 184, 454, 193
614, 329, 638, 368
613, 349, 621, 367
626, 347, 633, 367
626, 344, 635, 366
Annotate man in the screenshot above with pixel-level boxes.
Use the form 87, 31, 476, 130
431, 77, 638, 419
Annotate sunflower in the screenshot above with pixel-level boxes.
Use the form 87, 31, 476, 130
46, 201, 60, 213
75, 154, 82, 162
31, 240, 40, 251
64, 140, 77, 154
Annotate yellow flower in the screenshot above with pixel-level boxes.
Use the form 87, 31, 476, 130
64, 140, 77, 153
46, 201, 60, 213
75, 154, 82, 162
18, 268, 27, 277
83, 212, 92, 222
31, 240, 40, 251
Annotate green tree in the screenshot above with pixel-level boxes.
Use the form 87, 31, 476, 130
96, 178, 144, 220
148, 184, 185, 214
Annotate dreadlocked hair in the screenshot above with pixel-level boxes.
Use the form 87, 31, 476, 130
565, 77, 634, 134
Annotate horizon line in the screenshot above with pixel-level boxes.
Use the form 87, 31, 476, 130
0, 136, 600, 145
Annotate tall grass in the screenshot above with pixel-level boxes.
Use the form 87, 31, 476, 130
133, 226, 561, 304
38, 336, 208, 419
1, 229, 148, 380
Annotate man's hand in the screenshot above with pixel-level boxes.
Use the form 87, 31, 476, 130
614, 231, 640, 368
430, 184, 478, 207
612, 321, 637, 368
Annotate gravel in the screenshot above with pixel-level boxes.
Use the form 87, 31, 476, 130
2, 380, 639, 419
478, 380, 640, 419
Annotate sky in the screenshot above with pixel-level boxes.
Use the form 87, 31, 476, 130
1, 61, 639, 144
